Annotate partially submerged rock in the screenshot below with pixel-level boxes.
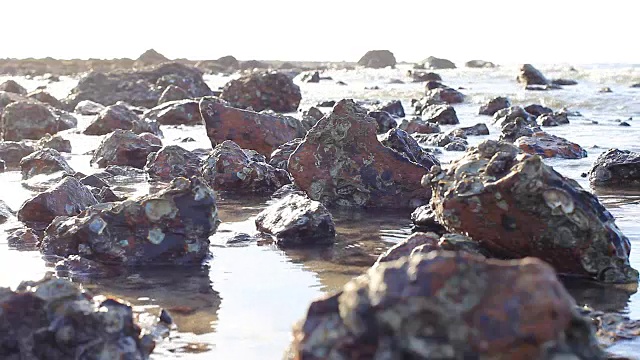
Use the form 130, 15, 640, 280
516, 132, 587, 159
398, 118, 441, 134
0, 141, 35, 168
145, 145, 203, 181
74, 99, 105, 115
200, 97, 305, 156
427, 140, 638, 283
420, 56, 456, 69
20, 148, 74, 180
524, 104, 553, 117
409, 71, 442, 83
255, 193, 335, 247
290, 251, 604, 359
84, 103, 156, 135
552, 78, 578, 86
202, 140, 291, 194
465, 59, 496, 68
36, 134, 72, 153
41, 177, 220, 266
0, 79, 27, 95
420, 104, 459, 124
1, 101, 72, 141
449, 123, 490, 137
479, 96, 510, 116
367, 110, 397, 134
220, 71, 301, 112
380, 128, 439, 170
537, 112, 570, 127
357, 50, 396, 69
517, 64, 549, 86
288, 99, 430, 208
588, 149, 640, 188
376, 232, 489, 263
142, 99, 202, 126
423, 86, 465, 104
0, 276, 155, 359
17, 176, 98, 230
91, 129, 162, 169
299, 71, 320, 83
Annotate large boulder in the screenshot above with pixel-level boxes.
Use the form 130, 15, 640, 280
74, 100, 105, 115
0, 141, 35, 167
287, 99, 430, 209
516, 132, 587, 159
357, 50, 396, 69
379, 128, 439, 170
1, 101, 72, 140
142, 99, 202, 126
91, 129, 162, 169
420, 56, 456, 69
255, 193, 335, 247
36, 134, 72, 153
426, 140, 638, 283
0, 277, 155, 359
202, 140, 291, 194
0, 79, 27, 95
41, 177, 219, 266
17, 176, 98, 230
27, 90, 64, 109
200, 97, 305, 156
588, 148, 640, 188
144, 145, 203, 181
289, 251, 604, 359
64, 62, 212, 109
479, 96, 510, 116
83, 103, 158, 135
20, 148, 74, 180
157, 84, 189, 104
517, 64, 549, 86
220, 72, 301, 112
421, 104, 459, 125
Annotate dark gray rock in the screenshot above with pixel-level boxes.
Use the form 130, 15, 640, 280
91, 129, 162, 169
74, 100, 105, 115
588, 149, 640, 188
517, 64, 549, 86
375, 100, 405, 118
0, 141, 35, 168
421, 56, 456, 69
380, 128, 439, 170
421, 104, 459, 125
269, 138, 302, 170
357, 50, 396, 69
157, 85, 189, 105
367, 110, 397, 134
479, 96, 510, 116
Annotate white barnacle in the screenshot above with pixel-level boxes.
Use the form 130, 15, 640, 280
147, 228, 165, 245
542, 188, 575, 214
88, 217, 107, 235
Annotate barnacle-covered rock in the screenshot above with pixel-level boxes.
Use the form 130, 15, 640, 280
144, 145, 203, 181
0, 276, 155, 359
288, 99, 430, 209
202, 140, 290, 194
91, 129, 162, 169
41, 177, 219, 266
427, 139, 638, 283
255, 193, 335, 247
220, 71, 301, 112
1, 101, 72, 141
20, 148, 74, 180
588, 149, 640, 188
516, 132, 587, 159
200, 97, 305, 156
289, 252, 605, 359
379, 128, 439, 170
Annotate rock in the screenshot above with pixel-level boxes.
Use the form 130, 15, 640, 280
599, 87, 613, 93
427, 139, 638, 283
145, 145, 203, 181
142, 99, 202, 126
288, 99, 430, 208
84, 103, 151, 135
449, 123, 490, 137
139, 132, 163, 147
0, 141, 35, 167
316, 100, 335, 108
0, 200, 14, 223
290, 251, 604, 359
367, 110, 397, 134
524, 104, 553, 117
26, 90, 63, 109
255, 193, 335, 247
7, 227, 39, 250
376, 232, 489, 264
0, 80, 27, 95
552, 79, 578, 86
516, 132, 587, 159
303, 106, 324, 122
500, 117, 540, 143
537, 112, 570, 127
415, 133, 467, 148
220, 71, 301, 112
0, 159, 4, 172
200, 97, 305, 156
80, 174, 109, 188
630, 83, 640, 88
398, 118, 441, 134
202, 140, 291, 194
465, 59, 496, 68
134, 49, 169, 67
54, 255, 119, 279
493, 106, 535, 127
517, 64, 549, 86
215, 55, 239, 70
444, 141, 467, 151
158, 84, 190, 104
20, 148, 74, 180
588, 149, 640, 188
420, 104, 459, 125
74, 99, 105, 115
411, 204, 447, 233
420, 56, 456, 69
0, 277, 155, 359
17, 176, 98, 230
64, 62, 211, 109
479, 96, 510, 116
379, 128, 439, 170
423, 86, 465, 104
269, 138, 303, 170
619, 121, 631, 127
1, 101, 70, 140
357, 50, 396, 69
299, 71, 320, 83
91, 129, 162, 169
36, 134, 72, 153
375, 100, 405, 118
239, 59, 269, 70
409, 71, 442, 83
41, 177, 219, 265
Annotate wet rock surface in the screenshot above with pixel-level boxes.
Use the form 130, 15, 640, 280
91, 129, 162, 169
1, 101, 72, 141
202, 140, 290, 194
269, 138, 302, 170
517, 64, 549, 86
379, 128, 439, 170
398, 118, 441, 134
427, 140, 638, 283
288, 99, 430, 208
0, 141, 35, 167
145, 145, 203, 181
18, 176, 98, 230
20, 148, 74, 180
255, 193, 335, 248
84, 103, 154, 135
376, 232, 490, 263
449, 123, 490, 137
516, 132, 588, 159
367, 110, 397, 134
0, 276, 155, 359
409, 71, 442, 82
420, 103, 459, 124
64, 62, 212, 109
290, 251, 604, 359
200, 97, 305, 156
537, 112, 570, 127
74, 99, 105, 115
143, 99, 202, 126
357, 50, 396, 69
479, 96, 510, 115
220, 71, 301, 112
588, 149, 640, 188
27, 90, 64, 109
158, 84, 189, 104
374, 100, 405, 118
41, 177, 220, 266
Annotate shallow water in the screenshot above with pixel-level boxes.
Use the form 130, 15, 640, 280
1, 63, 640, 358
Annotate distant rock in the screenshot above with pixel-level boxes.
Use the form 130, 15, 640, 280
599, 87, 613, 93
420, 104, 459, 125
74, 100, 105, 115
357, 50, 396, 69
409, 71, 442, 83
479, 96, 510, 116
465, 60, 496, 68
398, 118, 441, 134
221, 72, 301, 112
551, 78, 578, 86
299, 71, 320, 83
134, 49, 169, 67
517, 64, 549, 86
524, 104, 553, 117
449, 123, 490, 137
420, 56, 456, 69
0, 80, 27, 95
631, 83, 640, 88
239, 60, 269, 71
215, 55, 239, 70
375, 100, 405, 118
526, 84, 561, 91
537, 112, 570, 127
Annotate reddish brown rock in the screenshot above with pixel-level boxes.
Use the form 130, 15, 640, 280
1, 101, 65, 141
84, 103, 158, 135
139, 132, 163, 147
142, 99, 202, 126
288, 99, 430, 209
18, 176, 98, 230
0, 79, 27, 95
398, 118, 441, 134
145, 145, 203, 181
220, 72, 302, 112
427, 139, 638, 283
158, 84, 189, 104
20, 148, 74, 180
269, 138, 303, 170
375, 232, 489, 264
202, 140, 291, 194
516, 132, 587, 159
27, 90, 64, 109
0, 141, 35, 167
91, 129, 162, 169
479, 96, 510, 116
290, 251, 604, 359
36, 134, 72, 153
200, 97, 305, 156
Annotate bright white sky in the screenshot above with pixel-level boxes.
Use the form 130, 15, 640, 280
3, 0, 638, 65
